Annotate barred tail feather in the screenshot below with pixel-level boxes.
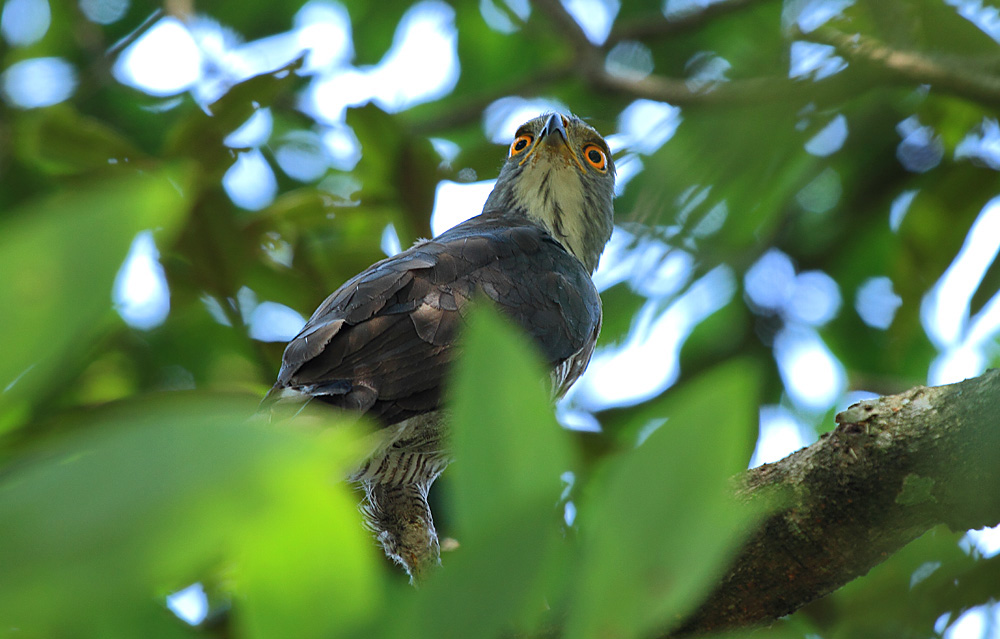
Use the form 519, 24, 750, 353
362, 479, 441, 582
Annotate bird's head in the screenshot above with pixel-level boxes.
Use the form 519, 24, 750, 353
483, 113, 615, 273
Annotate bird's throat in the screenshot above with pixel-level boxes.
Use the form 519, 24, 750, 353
511, 164, 600, 272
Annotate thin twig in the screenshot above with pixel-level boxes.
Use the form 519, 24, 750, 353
412, 61, 575, 133
532, 0, 596, 57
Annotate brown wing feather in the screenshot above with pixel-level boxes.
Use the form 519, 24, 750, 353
271, 211, 601, 425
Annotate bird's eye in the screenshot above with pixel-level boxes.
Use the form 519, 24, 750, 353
584, 145, 608, 172
509, 134, 533, 157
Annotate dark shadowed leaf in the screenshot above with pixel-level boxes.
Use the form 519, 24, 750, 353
13, 105, 143, 176
165, 58, 305, 169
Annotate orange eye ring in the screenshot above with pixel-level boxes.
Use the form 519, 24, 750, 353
509, 134, 533, 157
583, 144, 608, 172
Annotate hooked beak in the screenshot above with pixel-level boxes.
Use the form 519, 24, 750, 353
539, 113, 568, 148
523, 113, 586, 172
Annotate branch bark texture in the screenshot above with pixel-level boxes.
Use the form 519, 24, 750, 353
675, 369, 1000, 635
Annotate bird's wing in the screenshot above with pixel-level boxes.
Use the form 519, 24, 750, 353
271, 213, 602, 425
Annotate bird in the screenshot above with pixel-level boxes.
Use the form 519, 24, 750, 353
267, 113, 616, 580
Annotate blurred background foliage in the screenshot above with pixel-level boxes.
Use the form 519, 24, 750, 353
1, 0, 1000, 637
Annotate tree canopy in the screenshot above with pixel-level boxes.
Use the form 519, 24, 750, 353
1, 1, 999, 638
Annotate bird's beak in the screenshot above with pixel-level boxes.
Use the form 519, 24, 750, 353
522, 114, 586, 173
540, 113, 568, 148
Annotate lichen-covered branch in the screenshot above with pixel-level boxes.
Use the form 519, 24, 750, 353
672, 369, 1000, 635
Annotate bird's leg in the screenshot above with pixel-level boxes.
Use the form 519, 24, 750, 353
363, 478, 441, 582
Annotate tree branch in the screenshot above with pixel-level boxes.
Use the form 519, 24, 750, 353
805, 27, 1000, 107
672, 369, 1000, 635
531, 0, 874, 109
588, 67, 867, 107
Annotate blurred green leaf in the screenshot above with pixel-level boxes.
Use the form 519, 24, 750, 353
165, 58, 305, 170
0, 164, 195, 418
596, 282, 649, 348
629, 105, 818, 253
234, 436, 383, 639
13, 105, 143, 176
447, 2, 568, 109
448, 306, 572, 541
817, 526, 972, 639
382, 306, 574, 639
0, 393, 378, 638
567, 360, 766, 639
346, 0, 411, 66
347, 105, 441, 239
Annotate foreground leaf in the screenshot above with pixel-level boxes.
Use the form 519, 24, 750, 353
382, 306, 575, 639
0, 393, 379, 639
0, 164, 195, 419
567, 360, 766, 639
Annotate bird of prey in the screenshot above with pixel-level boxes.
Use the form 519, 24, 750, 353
268, 113, 615, 580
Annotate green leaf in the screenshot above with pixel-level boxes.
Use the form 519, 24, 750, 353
825, 526, 973, 639
567, 360, 766, 639
233, 430, 384, 639
346, 104, 440, 239
383, 305, 575, 639
448, 307, 573, 536
13, 105, 143, 176
0, 393, 379, 639
596, 282, 649, 348
0, 164, 195, 418
346, 0, 411, 66
165, 57, 305, 168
